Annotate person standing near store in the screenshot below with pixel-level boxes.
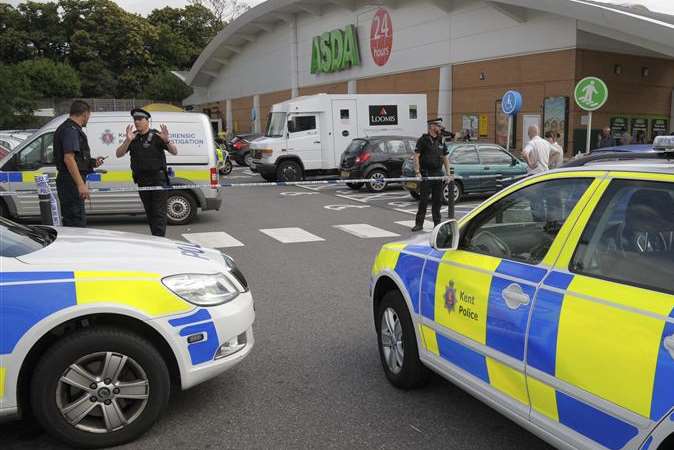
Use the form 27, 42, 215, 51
412, 118, 452, 232
522, 125, 550, 174
53, 100, 104, 227
544, 130, 564, 169
115, 108, 177, 236
598, 127, 614, 148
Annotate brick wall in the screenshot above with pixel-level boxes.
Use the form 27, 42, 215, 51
357, 68, 440, 119
574, 49, 674, 148
231, 96, 254, 134
452, 49, 577, 155
298, 82, 348, 96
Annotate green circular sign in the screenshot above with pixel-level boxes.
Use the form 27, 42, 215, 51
574, 76, 608, 111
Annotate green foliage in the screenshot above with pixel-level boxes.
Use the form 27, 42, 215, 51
143, 71, 194, 101
0, 65, 35, 128
1, 0, 220, 100
16, 59, 81, 98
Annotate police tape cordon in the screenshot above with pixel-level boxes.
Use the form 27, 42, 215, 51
0, 175, 453, 196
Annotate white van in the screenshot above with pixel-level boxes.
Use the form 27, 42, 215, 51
250, 94, 427, 181
0, 112, 222, 225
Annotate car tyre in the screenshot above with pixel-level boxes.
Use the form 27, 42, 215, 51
409, 191, 420, 201
0, 200, 8, 218
219, 160, 233, 176
167, 191, 197, 225
30, 327, 170, 449
346, 182, 363, 190
243, 152, 253, 167
451, 181, 463, 204
276, 160, 303, 182
366, 169, 387, 193
376, 290, 430, 390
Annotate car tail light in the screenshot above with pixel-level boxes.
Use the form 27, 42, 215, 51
233, 141, 243, 150
210, 167, 218, 188
355, 151, 371, 164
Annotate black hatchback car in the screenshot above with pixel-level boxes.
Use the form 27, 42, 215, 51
339, 136, 417, 192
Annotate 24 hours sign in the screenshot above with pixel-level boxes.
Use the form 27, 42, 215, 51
370, 8, 393, 66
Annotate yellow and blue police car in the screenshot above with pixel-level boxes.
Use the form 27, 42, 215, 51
371, 139, 674, 450
0, 218, 254, 448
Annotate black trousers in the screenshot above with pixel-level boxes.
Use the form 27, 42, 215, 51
136, 171, 168, 237
416, 174, 444, 226
56, 172, 86, 227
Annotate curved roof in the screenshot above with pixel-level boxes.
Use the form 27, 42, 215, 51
185, 0, 674, 87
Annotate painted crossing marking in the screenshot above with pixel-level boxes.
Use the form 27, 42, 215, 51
334, 224, 400, 239
394, 220, 434, 231
183, 232, 245, 248
259, 227, 325, 244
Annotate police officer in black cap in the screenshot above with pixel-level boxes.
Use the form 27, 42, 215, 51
412, 118, 452, 231
115, 108, 177, 236
53, 100, 105, 227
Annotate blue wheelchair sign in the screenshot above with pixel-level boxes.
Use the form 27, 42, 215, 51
501, 90, 522, 116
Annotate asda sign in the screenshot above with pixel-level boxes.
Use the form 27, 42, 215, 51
310, 24, 361, 74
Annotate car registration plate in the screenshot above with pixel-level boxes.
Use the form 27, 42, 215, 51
341, 171, 350, 178
407, 182, 418, 189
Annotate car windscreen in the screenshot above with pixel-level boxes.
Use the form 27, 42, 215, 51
0, 217, 56, 257
344, 140, 367, 155
265, 112, 287, 137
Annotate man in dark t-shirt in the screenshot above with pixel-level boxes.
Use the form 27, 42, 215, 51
53, 100, 104, 227
412, 118, 451, 231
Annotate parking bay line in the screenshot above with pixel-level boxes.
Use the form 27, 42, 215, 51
183, 231, 245, 248
333, 224, 400, 239
259, 227, 325, 244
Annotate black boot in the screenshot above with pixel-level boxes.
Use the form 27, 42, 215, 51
411, 224, 423, 232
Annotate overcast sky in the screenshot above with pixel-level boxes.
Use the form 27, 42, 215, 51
3, 0, 673, 17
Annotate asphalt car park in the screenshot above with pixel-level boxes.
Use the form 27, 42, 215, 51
1, 165, 547, 449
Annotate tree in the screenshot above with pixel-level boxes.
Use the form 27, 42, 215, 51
143, 71, 193, 101
189, 0, 251, 24
0, 64, 35, 128
16, 59, 81, 98
148, 4, 221, 69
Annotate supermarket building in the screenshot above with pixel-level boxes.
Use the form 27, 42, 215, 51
179, 0, 674, 154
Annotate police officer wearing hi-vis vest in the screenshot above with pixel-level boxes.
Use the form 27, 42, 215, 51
53, 100, 105, 227
115, 108, 177, 237
412, 118, 452, 232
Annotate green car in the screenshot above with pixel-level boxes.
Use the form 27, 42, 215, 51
402, 143, 527, 202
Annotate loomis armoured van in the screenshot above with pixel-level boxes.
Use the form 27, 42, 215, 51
249, 94, 427, 182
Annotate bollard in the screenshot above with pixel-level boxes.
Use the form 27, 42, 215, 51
35, 174, 61, 226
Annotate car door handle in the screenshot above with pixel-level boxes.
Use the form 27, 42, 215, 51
313, 141, 321, 144
502, 283, 530, 310
484, 167, 491, 170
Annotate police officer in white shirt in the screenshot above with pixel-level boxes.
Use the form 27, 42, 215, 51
522, 125, 550, 174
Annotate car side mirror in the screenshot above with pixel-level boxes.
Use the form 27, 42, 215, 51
287, 120, 295, 134
431, 219, 459, 251
511, 158, 517, 166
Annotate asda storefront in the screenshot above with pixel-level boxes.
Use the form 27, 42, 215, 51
180, 0, 674, 154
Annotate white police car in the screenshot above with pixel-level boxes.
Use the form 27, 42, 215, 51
0, 217, 254, 448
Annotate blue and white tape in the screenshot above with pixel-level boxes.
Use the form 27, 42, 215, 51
0, 175, 453, 196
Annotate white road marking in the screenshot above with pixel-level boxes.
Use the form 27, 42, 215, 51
183, 232, 244, 248
334, 224, 400, 239
324, 204, 371, 211
394, 220, 434, 231
260, 227, 325, 243
280, 191, 319, 196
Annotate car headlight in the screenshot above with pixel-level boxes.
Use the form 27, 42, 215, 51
220, 252, 249, 291
162, 273, 239, 306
